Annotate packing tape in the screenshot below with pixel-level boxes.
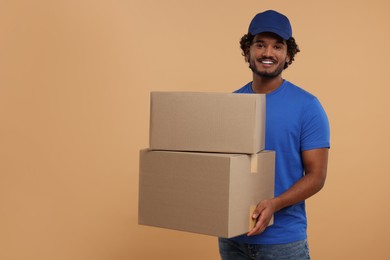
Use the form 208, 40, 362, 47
249, 205, 257, 230
250, 154, 257, 173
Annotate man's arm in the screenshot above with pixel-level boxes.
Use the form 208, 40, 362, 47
247, 148, 329, 236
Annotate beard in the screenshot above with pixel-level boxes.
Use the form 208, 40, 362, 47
248, 57, 286, 78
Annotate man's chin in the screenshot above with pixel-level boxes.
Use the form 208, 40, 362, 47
249, 61, 285, 79
253, 69, 281, 79
258, 72, 279, 78
249, 65, 281, 79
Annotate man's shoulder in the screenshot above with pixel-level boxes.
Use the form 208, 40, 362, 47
233, 82, 253, 93
284, 80, 317, 102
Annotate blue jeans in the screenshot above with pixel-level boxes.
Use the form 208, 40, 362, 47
218, 237, 310, 260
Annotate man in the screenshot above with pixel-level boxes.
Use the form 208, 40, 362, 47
218, 10, 330, 259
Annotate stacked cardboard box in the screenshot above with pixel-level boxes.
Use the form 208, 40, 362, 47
139, 92, 275, 238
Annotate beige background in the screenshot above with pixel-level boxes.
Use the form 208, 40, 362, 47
1, 0, 389, 259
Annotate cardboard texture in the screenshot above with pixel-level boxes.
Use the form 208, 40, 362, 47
138, 149, 275, 238
149, 92, 265, 154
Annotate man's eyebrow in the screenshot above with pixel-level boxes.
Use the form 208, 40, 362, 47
276, 39, 286, 45
253, 39, 265, 43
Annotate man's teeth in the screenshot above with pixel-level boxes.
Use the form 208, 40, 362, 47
261, 60, 273, 64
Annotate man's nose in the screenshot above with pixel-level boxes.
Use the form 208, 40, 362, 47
262, 46, 273, 57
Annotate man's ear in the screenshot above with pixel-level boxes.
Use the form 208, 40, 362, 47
245, 51, 250, 63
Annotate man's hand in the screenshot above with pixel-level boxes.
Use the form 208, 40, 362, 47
246, 148, 329, 237
247, 199, 277, 236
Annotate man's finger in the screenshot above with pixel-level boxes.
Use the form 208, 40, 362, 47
252, 203, 265, 219
247, 216, 265, 236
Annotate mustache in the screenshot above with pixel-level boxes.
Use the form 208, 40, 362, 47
256, 57, 277, 63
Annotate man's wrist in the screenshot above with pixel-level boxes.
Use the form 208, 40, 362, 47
271, 197, 284, 212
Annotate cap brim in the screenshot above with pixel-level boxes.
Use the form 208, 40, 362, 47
250, 27, 290, 40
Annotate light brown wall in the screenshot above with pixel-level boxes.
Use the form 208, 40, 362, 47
1, 0, 389, 259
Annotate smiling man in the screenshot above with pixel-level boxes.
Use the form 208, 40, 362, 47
218, 10, 330, 259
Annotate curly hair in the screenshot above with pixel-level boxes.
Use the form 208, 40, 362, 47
239, 33, 300, 69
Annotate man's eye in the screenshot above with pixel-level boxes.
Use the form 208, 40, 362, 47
274, 45, 282, 50
256, 44, 264, 48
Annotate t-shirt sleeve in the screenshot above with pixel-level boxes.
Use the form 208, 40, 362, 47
300, 97, 330, 151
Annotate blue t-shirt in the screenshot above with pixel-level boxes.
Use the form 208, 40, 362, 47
232, 80, 330, 244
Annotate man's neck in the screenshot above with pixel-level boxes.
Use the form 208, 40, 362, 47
251, 75, 284, 94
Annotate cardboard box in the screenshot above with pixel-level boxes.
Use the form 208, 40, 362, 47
138, 149, 275, 238
149, 92, 265, 154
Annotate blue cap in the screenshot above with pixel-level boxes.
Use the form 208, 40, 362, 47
248, 10, 292, 40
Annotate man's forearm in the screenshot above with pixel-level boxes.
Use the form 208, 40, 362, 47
272, 171, 326, 212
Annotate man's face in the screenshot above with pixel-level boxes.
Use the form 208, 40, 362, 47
246, 32, 290, 79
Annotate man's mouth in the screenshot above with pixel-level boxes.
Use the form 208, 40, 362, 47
259, 59, 276, 65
